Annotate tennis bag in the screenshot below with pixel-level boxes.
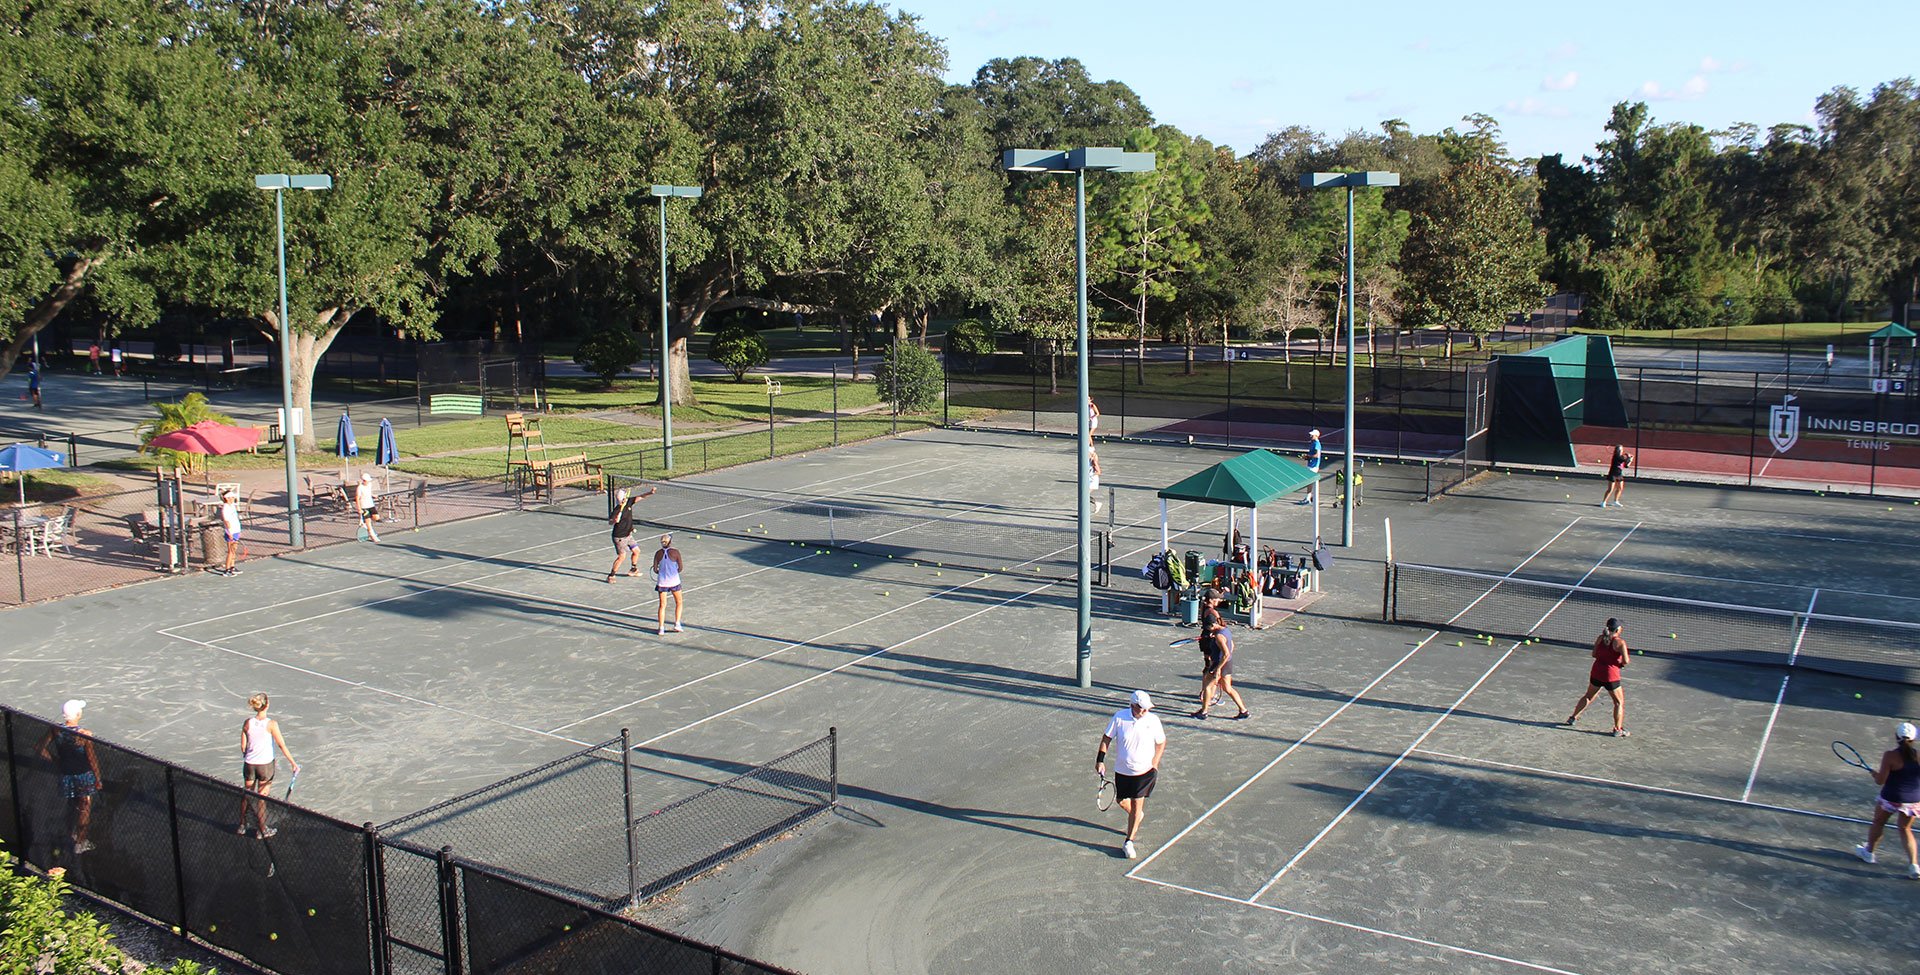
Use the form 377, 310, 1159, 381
1165, 552, 1188, 590
1310, 546, 1333, 572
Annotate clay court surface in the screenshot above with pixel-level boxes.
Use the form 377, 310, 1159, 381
6, 427, 1920, 974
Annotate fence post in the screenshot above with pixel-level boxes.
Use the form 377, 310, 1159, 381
1225, 349, 1233, 447
1633, 368, 1644, 477
942, 355, 948, 427
621, 728, 638, 909
14, 509, 24, 603
365, 824, 391, 975
768, 384, 776, 460
436, 847, 464, 975
1030, 343, 1037, 434
164, 767, 190, 934
1119, 351, 1127, 439
832, 366, 839, 446
890, 333, 899, 437
1747, 371, 1760, 487
3, 710, 24, 848
1871, 388, 1883, 496
828, 726, 839, 809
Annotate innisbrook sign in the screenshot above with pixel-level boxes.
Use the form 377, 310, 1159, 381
1768, 393, 1920, 453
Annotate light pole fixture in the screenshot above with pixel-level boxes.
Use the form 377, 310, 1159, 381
254, 172, 333, 548
651, 184, 703, 471
1300, 170, 1398, 549
1004, 147, 1155, 689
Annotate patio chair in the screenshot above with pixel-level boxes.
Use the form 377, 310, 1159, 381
36, 507, 75, 557
126, 510, 164, 552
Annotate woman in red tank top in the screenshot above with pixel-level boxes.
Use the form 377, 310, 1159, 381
1564, 618, 1630, 737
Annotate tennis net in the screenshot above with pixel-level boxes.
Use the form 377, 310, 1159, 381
1387, 561, 1920, 686
605, 475, 1111, 581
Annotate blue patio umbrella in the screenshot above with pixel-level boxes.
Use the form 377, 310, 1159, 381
336, 412, 358, 477
374, 418, 397, 486
0, 442, 67, 504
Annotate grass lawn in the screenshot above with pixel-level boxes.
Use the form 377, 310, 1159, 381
2, 468, 118, 504
546, 374, 884, 423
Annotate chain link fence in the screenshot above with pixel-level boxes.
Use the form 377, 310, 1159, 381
1, 703, 818, 975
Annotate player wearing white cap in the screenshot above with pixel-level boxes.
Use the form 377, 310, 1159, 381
1855, 721, 1920, 879
1297, 429, 1322, 505
1096, 690, 1166, 859
37, 700, 102, 854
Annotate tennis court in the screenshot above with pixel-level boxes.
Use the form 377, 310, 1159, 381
5, 427, 1919, 974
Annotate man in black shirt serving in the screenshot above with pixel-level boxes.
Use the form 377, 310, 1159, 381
606, 485, 656, 582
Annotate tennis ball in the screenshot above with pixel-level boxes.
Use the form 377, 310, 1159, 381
307, 909, 316, 917
1670, 633, 1677, 639
171, 926, 181, 934
1296, 624, 1305, 630
1565, 495, 1571, 499
208, 926, 216, 934
853, 563, 859, 568
1455, 641, 1464, 646
270, 933, 278, 941
564, 925, 572, 932
882, 591, 890, 596
935, 571, 942, 576
1856, 693, 1864, 699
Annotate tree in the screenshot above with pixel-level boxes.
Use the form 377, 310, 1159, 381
1401, 158, 1549, 349
573, 329, 643, 388
969, 57, 1153, 152
1006, 182, 1093, 394
0, 0, 249, 379
1804, 81, 1920, 324
136, 392, 234, 474
945, 318, 997, 373
1092, 126, 1208, 378
874, 340, 942, 412
707, 325, 770, 382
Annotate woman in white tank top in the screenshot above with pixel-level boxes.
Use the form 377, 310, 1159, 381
239, 693, 299, 837
652, 533, 685, 635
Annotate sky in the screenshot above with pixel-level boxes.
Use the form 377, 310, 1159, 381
889, 0, 1920, 161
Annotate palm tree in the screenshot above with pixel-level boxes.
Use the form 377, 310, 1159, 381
137, 393, 234, 473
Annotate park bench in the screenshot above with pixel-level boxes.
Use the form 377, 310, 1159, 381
430, 394, 485, 416
529, 454, 602, 501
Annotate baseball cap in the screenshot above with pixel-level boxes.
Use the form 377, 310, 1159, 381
615, 488, 629, 504
62, 699, 85, 720
1308, 429, 1320, 438
1899, 722, 1917, 742
1130, 690, 1153, 711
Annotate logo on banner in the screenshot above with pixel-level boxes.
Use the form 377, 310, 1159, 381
1768, 395, 1800, 454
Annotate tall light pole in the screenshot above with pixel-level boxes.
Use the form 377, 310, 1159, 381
1300, 171, 1398, 548
254, 173, 332, 548
651, 184, 703, 471
1005, 147, 1155, 689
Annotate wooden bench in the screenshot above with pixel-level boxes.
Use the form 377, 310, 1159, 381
430, 394, 485, 416
529, 454, 602, 501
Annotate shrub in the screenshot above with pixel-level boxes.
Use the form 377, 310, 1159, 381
874, 340, 942, 413
572, 328, 645, 389
0, 846, 207, 974
708, 324, 770, 382
945, 318, 995, 373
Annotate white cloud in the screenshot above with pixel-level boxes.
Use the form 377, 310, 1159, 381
1699, 55, 1722, 73
1505, 97, 1571, 118
1346, 88, 1386, 102
1638, 74, 1710, 101
1542, 71, 1578, 92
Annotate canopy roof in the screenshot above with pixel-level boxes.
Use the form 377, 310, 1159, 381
1870, 322, 1917, 339
1157, 449, 1317, 506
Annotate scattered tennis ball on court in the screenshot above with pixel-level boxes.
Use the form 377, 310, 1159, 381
852, 563, 859, 568
935, 571, 942, 576
1296, 624, 1304, 630
882, 591, 890, 596
1454, 640, 1464, 646
269, 933, 278, 941
1856, 693, 1864, 699
307, 909, 316, 916
172, 926, 181, 935
1565, 495, 1571, 499
1670, 633, 1677, 639
208, 926, 216, 934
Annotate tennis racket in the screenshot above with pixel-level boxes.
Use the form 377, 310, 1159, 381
1095, 775, 1114, 812
284, 770, 298, 802
1834, 740, 1873, 772
1168, 637, 1198, 648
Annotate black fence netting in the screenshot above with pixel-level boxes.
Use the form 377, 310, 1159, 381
631, 731, 837, 900
460, 866, 798, 975
0, 704, 807, 975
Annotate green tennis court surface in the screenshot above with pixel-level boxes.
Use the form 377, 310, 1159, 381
5, 427, 1918, 974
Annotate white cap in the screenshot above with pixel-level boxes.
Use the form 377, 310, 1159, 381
615, 488, 629, 504
1899, 722, 1917, 742
62, 700, 85, 720
1130, 690, 1153, 711
1308, 429, 1321, 438
360, 471, 372, 481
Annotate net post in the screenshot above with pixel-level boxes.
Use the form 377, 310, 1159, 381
2, 709, 22, 849
621, 728, 638, 909
828, 727, 839, 808
436, 846, 465, 975
163, 765, 190, 934
364, 823, 392, 975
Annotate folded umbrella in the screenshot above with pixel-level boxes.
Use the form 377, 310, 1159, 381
337, 412, 358, 478
375, 418, 398, 489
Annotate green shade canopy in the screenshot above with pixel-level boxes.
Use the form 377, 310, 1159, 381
1157, 450, 1318, 507
1870, 322, 1916, 339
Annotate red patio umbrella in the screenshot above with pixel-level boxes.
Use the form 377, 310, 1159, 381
145, 421, 262, 456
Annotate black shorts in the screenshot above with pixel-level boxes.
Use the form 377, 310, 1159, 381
1589, 678, 1622, 691
244, 762, 276, 785
1114, 769, 1157, 801
1606, 471, 1625, 483
1202, 642, 1233, 677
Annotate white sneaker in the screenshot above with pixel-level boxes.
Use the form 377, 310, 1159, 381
1908, 862, 1919, 879
673, 623, 684, 633
1613, 728, 1630, 738
1122, 840, 1136, 859
657, 625, 666, 636
1855, 843, 1875, 864
73, 841, 94, 854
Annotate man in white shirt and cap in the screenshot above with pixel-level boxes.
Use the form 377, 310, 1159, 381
1096, 689, 1166, 859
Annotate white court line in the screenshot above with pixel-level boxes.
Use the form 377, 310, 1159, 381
1416, 749, 1869, 826
1743, 588, 1820, 801
617, 506, 1231, 749
1248, 522, 1642, 901
1128, 516, 1587, 879
157, 458, 945, 634
1131, 875, 1588, 975
158, 630, 592, 747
